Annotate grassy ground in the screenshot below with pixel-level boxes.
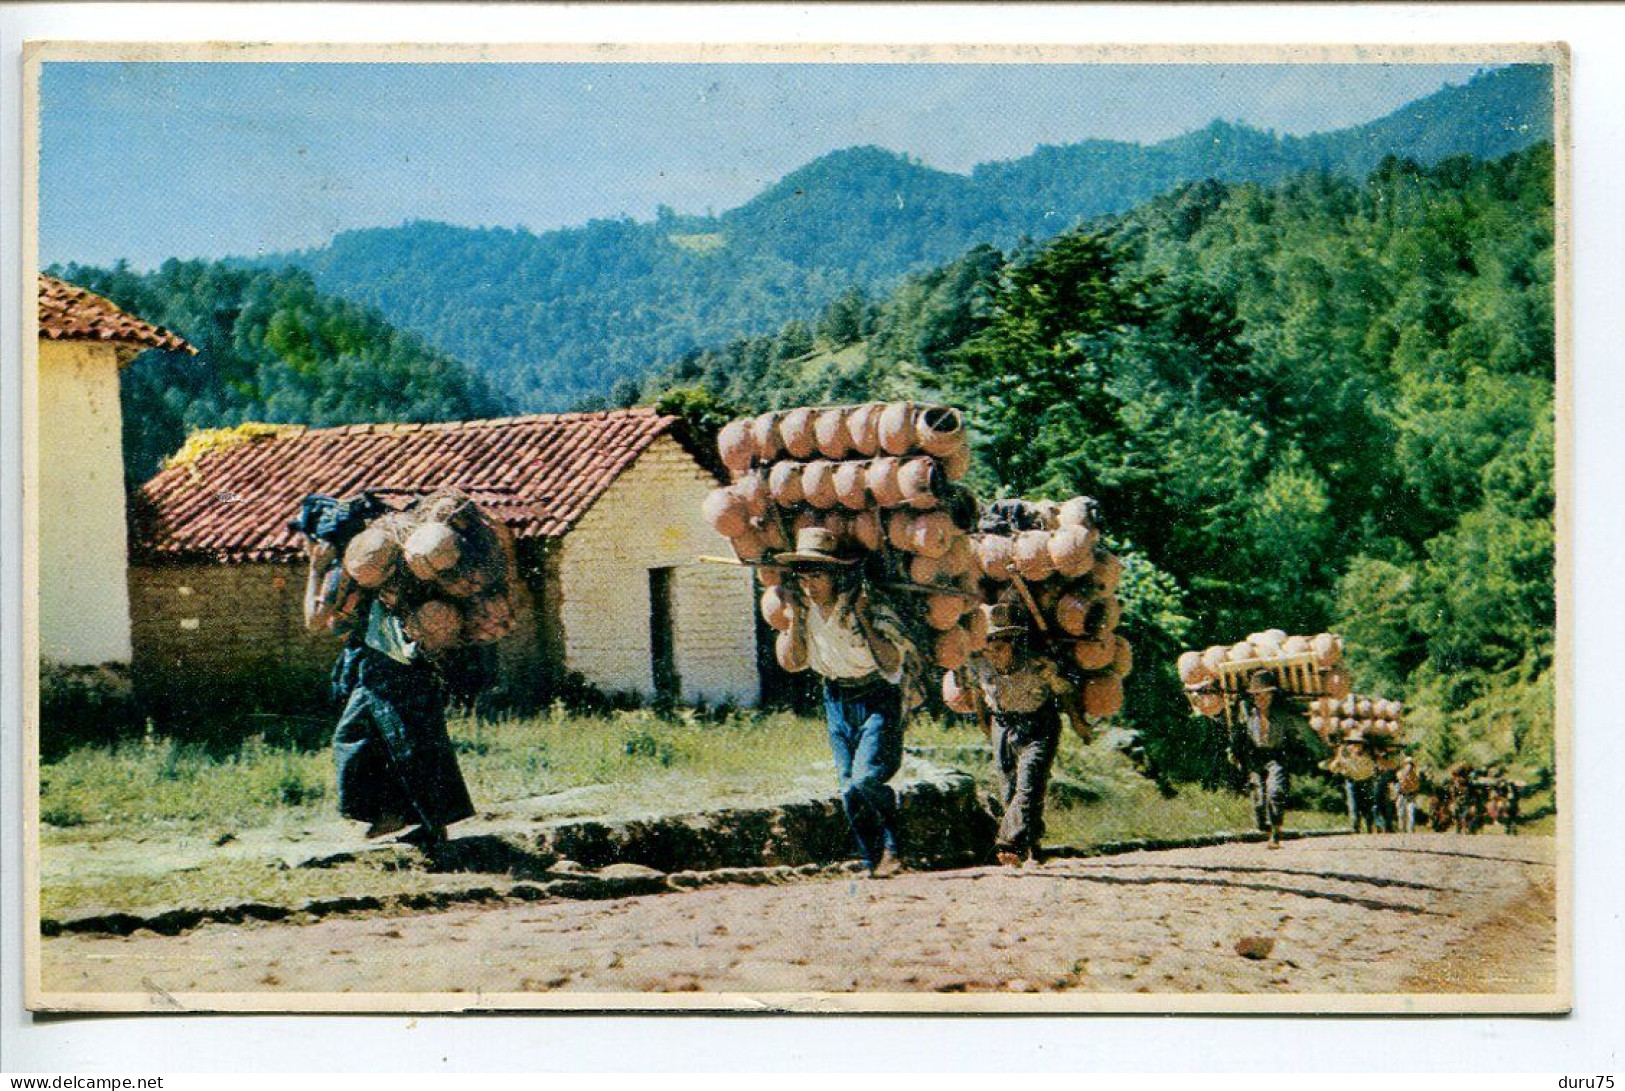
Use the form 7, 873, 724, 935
35, 708, 1354, 918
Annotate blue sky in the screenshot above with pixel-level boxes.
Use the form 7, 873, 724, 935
40, 61, 1489, 269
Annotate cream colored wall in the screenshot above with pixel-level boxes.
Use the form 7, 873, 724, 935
37, 340, 133, 665
557, 435, 759, 705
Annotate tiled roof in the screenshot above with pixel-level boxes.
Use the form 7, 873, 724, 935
132, 409, 702, 564
38, 275, 194, 354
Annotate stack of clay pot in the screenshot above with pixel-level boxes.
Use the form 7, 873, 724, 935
1307, 695, 1405, 747
967, 496, 1131, 720
705, 402, 983, 672
1176, 630, 1351, 712
328, 488, 519, 653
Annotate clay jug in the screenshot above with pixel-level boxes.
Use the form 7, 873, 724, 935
1058, 496, 1097, 530
926, 592, 966, 631
942, 670, 975, 714
1047, 527, 1095, 578
915, 405, 964, 457
833, 461, 870, 510
1013, 531, 1056, 582
878, 400, 917, 455
1072, 637, 1116, 672
717, 418, 755, 477
846, 402, 883, 456
735, 470, 771, 517
702, 487, 749, 539
933, 626, 971, 670
849, 509, 883, 552
1053, 592, 1091, 637
1081, 675, 1124, 719
760, 585, 793, 632
778, 407, 819, 460
814, 408, 854, 460
897, 457, 941, 510
1109, 635, 1134, 679
801, 460, 839, 509
866, 457, 905, 507
768, 461, 805, 507
750, 411, 783, 461
977, 535, 1016, 581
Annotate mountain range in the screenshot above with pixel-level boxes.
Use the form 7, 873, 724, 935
260, 63, 1553, 410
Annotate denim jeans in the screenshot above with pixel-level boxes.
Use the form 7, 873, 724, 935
823, 678, 906, 867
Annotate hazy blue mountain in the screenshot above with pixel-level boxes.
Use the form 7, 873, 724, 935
262, 64, 1552, 409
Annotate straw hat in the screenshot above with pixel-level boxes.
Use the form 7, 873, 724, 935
776, 526, 858, 566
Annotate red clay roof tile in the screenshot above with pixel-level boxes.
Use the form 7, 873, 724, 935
132, 408, 708, 564
38, 275, 194, 354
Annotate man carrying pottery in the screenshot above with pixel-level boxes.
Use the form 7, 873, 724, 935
1392, 755, 1422, 833
1229, 669, 1303, 849
969, 602, 1091, 867
777, 527, 919, 878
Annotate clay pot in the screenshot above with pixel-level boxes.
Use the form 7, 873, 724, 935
791, 510, 822, 537
1058, 497, 1097, 530
1227, 641, 1256, 664
779, 407, 820, 460
878, 401, 918, 455
814, 408, 854, 460
820, 512, 851, 542
404, 522, 463, 582
1282, 634, 1311, 656
885, 511, 913, 552
801, 460, 839, 509
1092, 551, 1123, 594
846, 403, 883, 456
1072, 637, 1116, 672
1109, 635, 1134, 679
832, 461, 869, 510
964, 605, 990, 652
942, 670, 975, 715
915, 405, 965, 457
1177, 650, 1210, 685
904, 512, 954, 559
898, 457, 942, 510
942, 444, 972, 482
717, 419, 755, 477
1048, 527, 1096, 578
730, 526, 765, 563
768, 461, 805, 507
866, 457, 905, 507
849, 509, 883, 552
760, 585, 793, 632
933, 626, 971, 670
909, 552, 942, 586
926, 592, 967, 632
344, 526, 401, 589
1357, 697, 1374, 718
977, 535, 1016, 581
1190, 689, 1226, 718
1032, 500, 1062, 531
703, 487, 750, 540
775, 630, 808, 673
1311, 632, 1343, 668
465, 594, 516, 644
1053, 592, 1091, 636
1089, 596, 1123, 639
751, 412, 783, 461
1201, 645, 1229, 674
735, 471, 771, 518
405, 599, 463, 653
939, 535, 976, 579
1261, 628, 1288, 646
1081, 675, 1125, 719
1013, 531, 1056, 582
756, 565, 783, 588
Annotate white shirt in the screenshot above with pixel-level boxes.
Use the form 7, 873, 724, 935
803, 600, 900, 683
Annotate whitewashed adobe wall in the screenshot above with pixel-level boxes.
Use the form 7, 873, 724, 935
557, 434, 759, 705
37, 339, 133, 665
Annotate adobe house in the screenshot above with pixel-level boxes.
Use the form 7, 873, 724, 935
127, 409, 761, 714
35, 275, 194, 667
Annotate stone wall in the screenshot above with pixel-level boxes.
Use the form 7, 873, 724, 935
557, 434, 759, 705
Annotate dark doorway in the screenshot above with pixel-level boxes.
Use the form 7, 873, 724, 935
649, 567, 679, 702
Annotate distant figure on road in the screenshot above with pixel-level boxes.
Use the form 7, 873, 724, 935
1230, 669, 1300, 849
1393, 756, 1422, 833
969, 603, 1091, 867
778, 527, 919, 879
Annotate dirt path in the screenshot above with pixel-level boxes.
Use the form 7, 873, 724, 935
40, 833, 1556, 1000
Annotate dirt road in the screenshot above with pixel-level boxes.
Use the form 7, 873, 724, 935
40, 833, 1557, 1001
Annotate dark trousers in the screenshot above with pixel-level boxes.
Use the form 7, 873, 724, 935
1243, 751, 1289, 831
993, 706, 1062, 856
823, 678, 905, 867
332, 644, 475, 831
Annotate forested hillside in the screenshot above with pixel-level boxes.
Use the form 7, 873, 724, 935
634, 145, 1557, 783
266, 65, 1551, 409
47, 261, 508, 487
